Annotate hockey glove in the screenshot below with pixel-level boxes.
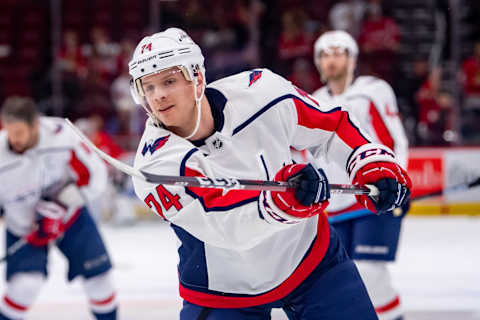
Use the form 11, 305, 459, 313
26, 200, 66, 247
270, 163, 330, 219
353, 162, 411, 215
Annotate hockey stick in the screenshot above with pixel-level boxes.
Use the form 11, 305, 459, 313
0, 234, 66, 264
0, 238, 26, 263
410, 176, 480, 201
328, 176, 480, 223
65, 119, 377, 196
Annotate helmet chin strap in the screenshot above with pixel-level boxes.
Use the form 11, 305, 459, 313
183, 76, 205, 140
142, 103, 161, 127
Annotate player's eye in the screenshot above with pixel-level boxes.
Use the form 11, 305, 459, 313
164, 78, 176, 86
144, 84, 155, 93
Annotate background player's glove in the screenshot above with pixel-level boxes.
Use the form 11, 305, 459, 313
26, 200, 66, 247
353, 162, 411, 215
270, 163, 330, 219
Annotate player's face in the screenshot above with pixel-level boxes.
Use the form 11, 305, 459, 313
4, 120, 39, 154
317, 48, 349, 81
141, 67, 197, 131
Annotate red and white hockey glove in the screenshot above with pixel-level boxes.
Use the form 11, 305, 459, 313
26, 200, 66, 247
261, 163, 330, 224
353, 161, 411, 215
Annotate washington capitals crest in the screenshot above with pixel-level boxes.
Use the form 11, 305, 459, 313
248, 70, 263, 87
142, 135, 170, 156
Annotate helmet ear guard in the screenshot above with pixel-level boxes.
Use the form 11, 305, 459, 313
129, 77, 157, 122
129, 78, 143, 105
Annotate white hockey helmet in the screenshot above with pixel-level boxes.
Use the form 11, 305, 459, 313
128, 27, 205, 105
313, 30, 358, 59
314, 30, 358, 88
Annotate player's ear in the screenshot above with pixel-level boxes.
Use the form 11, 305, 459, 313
195, 71, 205, 96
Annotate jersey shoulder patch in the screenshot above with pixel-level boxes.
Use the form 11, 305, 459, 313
248, 70, 263, 87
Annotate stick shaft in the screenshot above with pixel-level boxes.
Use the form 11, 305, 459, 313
65, 118, 372, 195
0, 239, 26, 263
140, 170, 370, 194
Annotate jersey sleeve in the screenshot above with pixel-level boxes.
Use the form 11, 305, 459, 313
133, 126, 300, 251
64, 124, 108, 203
350, 81, 409, 168
284, 85, 401, 183
284, 87, 370, 172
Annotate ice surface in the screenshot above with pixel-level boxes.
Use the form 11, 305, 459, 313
1, 216, 479, 319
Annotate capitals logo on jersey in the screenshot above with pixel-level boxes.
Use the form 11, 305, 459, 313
248, 70, 263, 87
142, 135, 170, 156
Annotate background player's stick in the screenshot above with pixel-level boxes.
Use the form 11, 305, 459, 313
409, 176, 480, 201
0, 233, 66, 264
65, 119, 378, 196
328, 176, 480, 223
0, 238, 26, 263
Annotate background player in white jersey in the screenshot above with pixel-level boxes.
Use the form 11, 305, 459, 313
311, 30, 409, 320
129, 27, 411, 320
0, 97, 117, 320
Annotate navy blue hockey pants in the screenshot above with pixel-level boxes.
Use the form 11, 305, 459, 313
180, 227, 378, 320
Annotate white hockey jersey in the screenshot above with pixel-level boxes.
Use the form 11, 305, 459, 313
312, 76, 409, 214
132, 69, 400, 308
0, 117, 108, 236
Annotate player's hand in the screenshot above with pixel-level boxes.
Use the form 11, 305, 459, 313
271, 163, 330, 218
26, 200, 66, 247
353, 162, 411, 215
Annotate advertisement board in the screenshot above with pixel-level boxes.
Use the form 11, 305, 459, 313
408, 147, 480, 215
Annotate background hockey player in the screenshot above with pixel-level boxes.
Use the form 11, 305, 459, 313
74, 115, 137, 225
129, 27, 411, 319
311, 30, 409, 320
0, 97, 118, 320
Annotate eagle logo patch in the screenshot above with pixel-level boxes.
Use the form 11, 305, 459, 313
142, 135, 170, 156
248, 70, 263, 87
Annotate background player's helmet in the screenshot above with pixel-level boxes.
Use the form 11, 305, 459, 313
128, 28, 205, 105
313, 30, 358, 88
313, 30, 358, 59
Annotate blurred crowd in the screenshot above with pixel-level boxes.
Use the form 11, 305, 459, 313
1, 0, 480, 150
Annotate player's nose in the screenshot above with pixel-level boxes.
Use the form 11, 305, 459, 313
155, 86, 168, 99
152, 87, 168, 102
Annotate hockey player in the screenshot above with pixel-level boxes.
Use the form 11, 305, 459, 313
311, 30, 409, 320
129, 28, 411, 319
0, 97, 117, 320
